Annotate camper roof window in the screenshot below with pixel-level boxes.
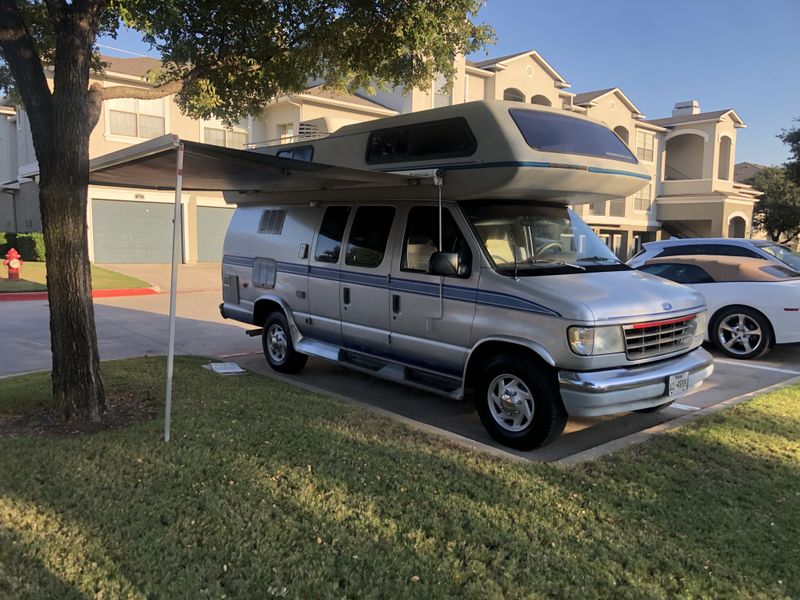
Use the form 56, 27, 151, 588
366, 118, 476, 164
509, 109, 637, 164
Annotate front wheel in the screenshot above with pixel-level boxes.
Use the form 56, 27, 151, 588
475, 355, 567, 450
262, 312, 308, 373
712, 307, 772, 360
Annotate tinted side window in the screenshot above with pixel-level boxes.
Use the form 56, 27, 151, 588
314, 206, 350, 263
276, 146, 314, 162
366, 118, 477, 164
402, 207, 472, 276
345, 206, 396, 268
642, 263, 714, 284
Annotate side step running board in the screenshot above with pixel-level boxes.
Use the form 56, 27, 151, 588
295, 339, 464, 400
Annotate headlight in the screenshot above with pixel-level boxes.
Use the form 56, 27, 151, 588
567, 325, 626, 356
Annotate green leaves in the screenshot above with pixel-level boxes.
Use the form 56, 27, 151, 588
748, 167, 800, 244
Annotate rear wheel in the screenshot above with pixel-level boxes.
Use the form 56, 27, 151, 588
712, 307, 772, 360
475, 355, 567, 450
262, 312, 308, 373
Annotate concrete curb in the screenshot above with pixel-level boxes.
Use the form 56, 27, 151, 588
556, 374, 800, 466
0, 287, 159, 302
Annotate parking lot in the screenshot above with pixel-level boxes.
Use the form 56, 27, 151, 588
2, 263, 798, 463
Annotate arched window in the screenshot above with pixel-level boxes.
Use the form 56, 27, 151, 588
530, 94, 551, 106
728, 216, 746, 238
613, 126, 630, 146
718, 136, 732, 180
503, 88, 525, 103
665, 133, 705, 180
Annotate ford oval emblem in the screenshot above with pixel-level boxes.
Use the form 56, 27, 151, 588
662, 302, 672, 311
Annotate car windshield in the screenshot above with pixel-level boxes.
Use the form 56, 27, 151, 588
759, 243, 800, 271
462, 203, 625, 275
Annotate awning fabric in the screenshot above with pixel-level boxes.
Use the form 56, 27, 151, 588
88, 134, 438, 203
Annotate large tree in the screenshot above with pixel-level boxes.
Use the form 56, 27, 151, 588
779, 119, 800, 187
0, 0, 492, 421
748, 166, 800, 244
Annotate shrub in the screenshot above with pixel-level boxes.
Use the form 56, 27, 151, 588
13, 232, 46, 262
0, 232, 9, 256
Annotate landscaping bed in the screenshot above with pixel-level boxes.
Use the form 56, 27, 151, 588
0, 262, 151, 294
0, 356, 798, 598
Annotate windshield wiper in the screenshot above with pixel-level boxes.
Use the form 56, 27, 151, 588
524, 258, 586, 271
577, 255, 621, 264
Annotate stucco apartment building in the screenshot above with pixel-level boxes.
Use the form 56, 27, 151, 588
0, 50, 760, 263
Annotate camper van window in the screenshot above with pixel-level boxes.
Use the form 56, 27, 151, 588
276, 146, 314, 162
402, 206, 472, 275
463, 203, 627, 275
345, 206, 396, 268
314, 206, 351, 263
257, 209, 287, 234
366, 118, 477, 164
509, 109, 638, 164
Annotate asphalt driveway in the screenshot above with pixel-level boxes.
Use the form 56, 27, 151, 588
2, 262, 798, 463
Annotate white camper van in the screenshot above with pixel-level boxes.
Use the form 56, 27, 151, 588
220, 101, 713, 449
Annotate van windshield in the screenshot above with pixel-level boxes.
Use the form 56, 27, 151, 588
462, 203, 626, 275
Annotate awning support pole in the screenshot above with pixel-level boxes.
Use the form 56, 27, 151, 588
164, 142, 184, 442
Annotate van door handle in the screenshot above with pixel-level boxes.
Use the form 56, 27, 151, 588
392, 294, 401, 314
342, 287, 351, 306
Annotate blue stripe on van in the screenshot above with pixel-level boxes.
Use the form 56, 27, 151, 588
223, 255, 561, 317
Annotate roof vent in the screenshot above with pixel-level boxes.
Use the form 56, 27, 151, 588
672, 100, 701, 117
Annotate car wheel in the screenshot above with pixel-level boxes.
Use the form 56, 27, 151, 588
712, 307, 772, 360
475, 354, 567, 450
262, 312, 308, 373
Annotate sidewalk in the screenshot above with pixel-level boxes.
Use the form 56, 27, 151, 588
98, 263, 222, 293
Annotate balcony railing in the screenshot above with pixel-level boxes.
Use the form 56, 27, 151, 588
246, 131, 330, 150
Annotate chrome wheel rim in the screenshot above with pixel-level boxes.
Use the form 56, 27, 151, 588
488, 374, 534, 432
267, 324, 288, 363
718, 313, 763, 356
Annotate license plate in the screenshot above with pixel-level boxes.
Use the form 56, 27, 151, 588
668, 371, 689, 396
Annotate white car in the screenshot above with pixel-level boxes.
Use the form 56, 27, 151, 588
628, 238, 800, 273
639, 255, 800, 359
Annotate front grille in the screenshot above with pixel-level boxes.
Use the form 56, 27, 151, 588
623, 315, 696, 360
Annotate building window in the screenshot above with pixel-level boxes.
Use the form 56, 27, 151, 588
634, 183, 652, 212
636, 130, 655, 162
609, 199, 626, 217
503, 88, 526, 103
589, 201, 606, 216
107, 98, 165, 139
203, 127, 247, 149
277, 123, 295, 143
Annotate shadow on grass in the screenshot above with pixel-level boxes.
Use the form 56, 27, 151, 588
0, 357, 798, 597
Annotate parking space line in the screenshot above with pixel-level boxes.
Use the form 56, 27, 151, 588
713, 358, 800, 376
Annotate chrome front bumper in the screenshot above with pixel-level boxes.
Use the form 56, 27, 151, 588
557, 347, 714, 417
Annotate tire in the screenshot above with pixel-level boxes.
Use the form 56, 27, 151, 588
475, 354, 567, 450
634, 401, 673, 413
712, 306, 772, 360
262, 312, 308, 373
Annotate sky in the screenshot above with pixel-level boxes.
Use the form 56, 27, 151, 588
98, 0, 800, 166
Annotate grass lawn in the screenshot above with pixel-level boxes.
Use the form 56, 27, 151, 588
1, 357, 798, 598
0, 262, 150, 293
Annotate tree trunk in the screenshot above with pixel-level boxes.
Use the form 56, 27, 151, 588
39, 5, 106, 421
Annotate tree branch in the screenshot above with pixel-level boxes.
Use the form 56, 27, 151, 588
99, 78, 185, 101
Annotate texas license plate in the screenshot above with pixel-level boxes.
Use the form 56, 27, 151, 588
668, 371, 689, 396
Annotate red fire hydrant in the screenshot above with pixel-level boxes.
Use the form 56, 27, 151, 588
3, 248, 23, 281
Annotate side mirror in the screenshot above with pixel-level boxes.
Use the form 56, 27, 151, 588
428, 252, 470, 278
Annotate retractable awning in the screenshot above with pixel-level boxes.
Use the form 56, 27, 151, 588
89, 133, 438, 202
87, 134, 442, 443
